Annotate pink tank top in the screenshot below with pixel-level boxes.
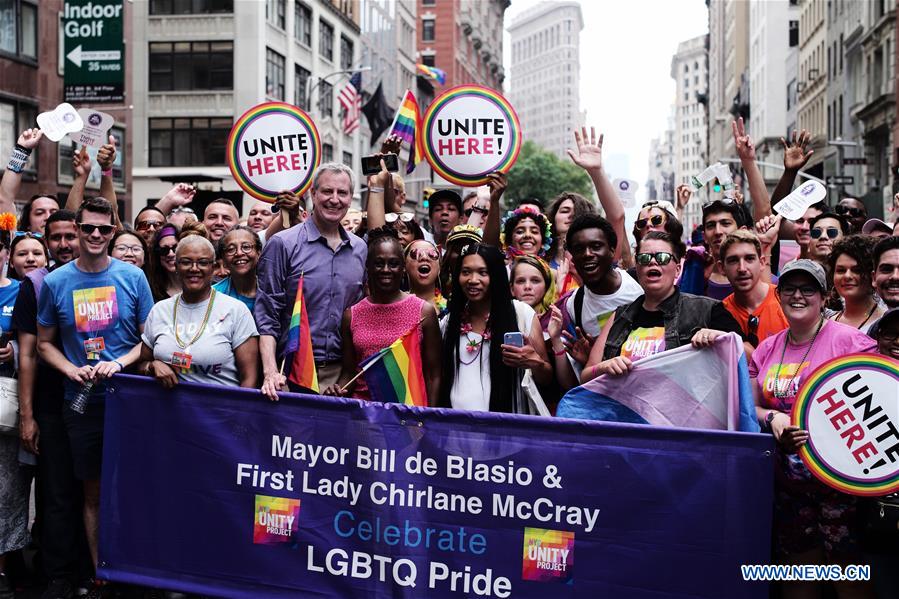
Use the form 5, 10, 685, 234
350, 294, 425, 401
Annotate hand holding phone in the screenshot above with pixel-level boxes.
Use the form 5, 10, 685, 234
361, 153, 399, 176
503, 332, 525, 348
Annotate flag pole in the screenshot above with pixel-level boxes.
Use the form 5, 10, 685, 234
281, 270, 305, 378
338, 315, 425, 394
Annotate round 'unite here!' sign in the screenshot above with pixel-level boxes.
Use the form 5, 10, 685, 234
422, 85, 522, 187
792, 354, 899, 496
227, 102, 321, 203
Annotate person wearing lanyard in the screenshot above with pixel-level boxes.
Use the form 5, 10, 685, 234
36, 197, 153, 592
129, 235, 258, 388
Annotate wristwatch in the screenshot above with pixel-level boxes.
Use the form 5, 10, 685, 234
764, 410, 779, 431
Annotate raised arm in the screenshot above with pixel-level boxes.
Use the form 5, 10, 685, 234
66, 147, 91, 213
365, 159, 393, 230
732, 118, 770, 220
95, 136, 122, 229
770, 130, 815, 239
0, 128, 43, 215
480, 171, 507, 247
567, 128, 633, 268
264, 190, 305, 237
154, 183, 196, 217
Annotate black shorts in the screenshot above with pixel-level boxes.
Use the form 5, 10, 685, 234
62, 401, 105, 481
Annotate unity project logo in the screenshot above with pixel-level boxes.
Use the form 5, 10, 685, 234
522, 527, 574, 583
253, 495, 300, 544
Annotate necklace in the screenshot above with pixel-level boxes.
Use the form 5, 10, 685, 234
459, 308, 490, 364
835, 301, 878, 330
173, 289, 217, 349
772, 316, 824, 400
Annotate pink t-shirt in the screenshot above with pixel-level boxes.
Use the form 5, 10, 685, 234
749, 319, 877, 412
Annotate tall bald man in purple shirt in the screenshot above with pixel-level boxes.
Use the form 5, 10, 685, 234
256, 163, 366, 399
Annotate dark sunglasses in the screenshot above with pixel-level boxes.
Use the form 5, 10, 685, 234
409, 248, 439, 262
635, 251, 675, 266
464, 206, 489, 218
835, 205, 864, 217
810, 227, 840, 239
155, 245, 177, 256
77, 223, 115, 236
702, 197, 738, 208
635, 214, 665, 230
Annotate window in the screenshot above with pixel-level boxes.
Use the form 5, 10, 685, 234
789, 20, 799, 47
0, 0, 37, 60
149, 117, 231, 166
319, 81, 333, 117
149, 0, 233, 13
0, 99, 37, 177
422, 19, 435, 41
266, 48, 285, 100
421, 54, 435, 67
322, 143, 333, 162
266, 0, 285, 29
149, 42, 233, 91
422, 0, 435, 4
340, 35, 353, 70
342, 151, 353, 167
320, 19, 334, 62
295, 2, 312, 47
294, 65, 310, 110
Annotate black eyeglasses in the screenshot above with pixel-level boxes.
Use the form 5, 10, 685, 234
77, 223, 115, 236
635, 214, 665, 230
176, 258, 214, 269
778, 284, 819, 298
810, 227, 840, 239
747, 315, 759, 346
464, 206, 489, 218
835, 205, 865, 217
155, 245, 177, 256
635, 251, 675, 266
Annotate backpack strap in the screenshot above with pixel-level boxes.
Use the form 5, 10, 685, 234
574, 285, 586, 332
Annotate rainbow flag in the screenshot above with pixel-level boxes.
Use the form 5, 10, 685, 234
359, 326, 427, 407
286, 274, 319, 392
388, 90, 423, 175
416, 63, 446, 85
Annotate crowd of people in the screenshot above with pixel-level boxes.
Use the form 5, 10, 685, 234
0, 119, 896, 599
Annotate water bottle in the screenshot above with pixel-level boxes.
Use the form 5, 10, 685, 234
70, 380, 94, 415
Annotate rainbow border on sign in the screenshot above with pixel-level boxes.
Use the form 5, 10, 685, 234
792, 353, 899, 496
422, 85, 521, 186
226, 102, 321, 203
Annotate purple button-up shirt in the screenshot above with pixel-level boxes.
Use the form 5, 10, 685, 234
254, 217, 366, 366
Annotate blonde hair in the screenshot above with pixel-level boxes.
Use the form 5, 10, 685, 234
511, 255, 557, 315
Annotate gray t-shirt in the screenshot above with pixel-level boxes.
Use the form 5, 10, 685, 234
142, 291, 258, 387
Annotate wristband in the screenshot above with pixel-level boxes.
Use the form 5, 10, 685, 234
101, 168, 113, 177
553, 347, 567, 356
113, 359, 124, 372
369, 186, 384, 193
7, 144, 31, 174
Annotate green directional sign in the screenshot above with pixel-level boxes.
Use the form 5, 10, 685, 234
63, 0, 124, 104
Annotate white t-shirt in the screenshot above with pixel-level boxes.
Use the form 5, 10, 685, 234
142, 291, 258, 387
440, 300, 536, 412
564, 268, 643, 338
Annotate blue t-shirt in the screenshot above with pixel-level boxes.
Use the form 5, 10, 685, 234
0, 279, 20, 334
213, 277, 255, 312
38, 259, 153, 399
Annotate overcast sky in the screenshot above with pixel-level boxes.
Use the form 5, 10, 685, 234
502, 0, 709, 204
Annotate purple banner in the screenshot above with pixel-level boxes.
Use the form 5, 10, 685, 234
99, 375, 774, 598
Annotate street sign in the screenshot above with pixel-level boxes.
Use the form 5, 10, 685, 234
63, 0, 124, 104
843, 157, 867, 165
825, 175, 854, 186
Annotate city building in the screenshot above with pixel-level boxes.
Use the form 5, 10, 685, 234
508, 1, 584, 159
646, 108, 676, 205
131, 0, 361, 220
416, 0, 507, 93
0, 0, 130, 216
797, 0, 829, 179
748, 0, 800, 187
707, 0, 748, 178
671, 34, 709, 234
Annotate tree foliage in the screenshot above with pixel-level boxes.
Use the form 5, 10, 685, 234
505, 141, 593, 207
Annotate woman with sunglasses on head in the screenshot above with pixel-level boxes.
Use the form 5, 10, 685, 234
323, 228, 441, 404
213, 225, 261, 312
109, 229, 147, 269
146, 224, 180, 302
824, 235, 884, 333
439, 244, 552, 412
582, 231, 743, 382
405, 239, 445, 315
385, 211, 425, 248
807, 212, 849, 268
748, 259, 876, 598
9, 232, 49, 279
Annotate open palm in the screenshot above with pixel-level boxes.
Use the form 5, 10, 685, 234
567, 127, 604, 172
781, 129, 814, 171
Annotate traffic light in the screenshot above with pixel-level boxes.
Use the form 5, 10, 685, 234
712, 179, 722, 193
423, 187, 435, 209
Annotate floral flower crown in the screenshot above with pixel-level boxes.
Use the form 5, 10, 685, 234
0, 213, 17, 232
500, 204, 552, 257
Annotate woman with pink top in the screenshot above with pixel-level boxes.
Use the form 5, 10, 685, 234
323, 228, 441, 404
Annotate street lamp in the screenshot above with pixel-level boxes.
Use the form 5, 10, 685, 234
306, 66, 372, 116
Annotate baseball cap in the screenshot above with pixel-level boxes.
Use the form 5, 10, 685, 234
862, 218, 892, 236
640, 199, 677, 217
778, 259, 827, 292
868, 307, 899, 339
427, 189, 462, 214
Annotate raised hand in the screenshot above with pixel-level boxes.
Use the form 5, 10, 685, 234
486, 171, 507, 203
755, 214, 782, 254
675, 184, 693, 210
781, 129, 814, 171
72, 146, 91, 180
96, 135, 117, 172
17, 128, 42, 150
379, 134, 402, 156
732, 117, 755, 161
567, 127, 604, 173
163, 183, 196, 208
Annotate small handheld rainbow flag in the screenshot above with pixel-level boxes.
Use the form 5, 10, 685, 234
388, 90, 423, 175
358, 325, 427, 407
286, 273, 319, 392
416, 63, 446, 85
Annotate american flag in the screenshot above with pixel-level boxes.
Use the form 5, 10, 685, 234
338, 72, 362, 134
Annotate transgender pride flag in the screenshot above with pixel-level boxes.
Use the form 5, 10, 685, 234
558, 333, 759, 432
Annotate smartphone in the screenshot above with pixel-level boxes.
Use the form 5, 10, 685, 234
503, 332, 525, 348
361, 153, 399, 176
0, 332, 11, 348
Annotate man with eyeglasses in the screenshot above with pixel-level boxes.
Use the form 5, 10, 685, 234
133, 206, 167, 247
835, 196, 867, 233
718, 230, 787, 357
36, 197, 153, 593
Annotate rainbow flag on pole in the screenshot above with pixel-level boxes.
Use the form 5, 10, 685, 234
359, 326, 427, 407
416, 63, 446, 85
388, 90, 423, 174
286, 274, 319, 392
